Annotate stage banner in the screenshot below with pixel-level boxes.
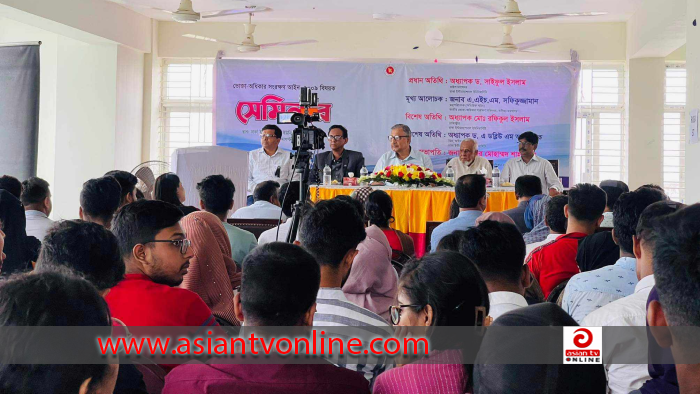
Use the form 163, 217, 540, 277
215, 60, 579, 176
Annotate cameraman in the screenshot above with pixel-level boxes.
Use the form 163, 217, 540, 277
247, 125, 297, 206
309, 125, 365, 184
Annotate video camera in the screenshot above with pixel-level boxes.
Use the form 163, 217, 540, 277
276, 87, 326, 151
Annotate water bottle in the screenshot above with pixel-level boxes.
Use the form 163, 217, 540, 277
323, 165, 332, 186
359, 166, 369, 185
444, 165, 455, 183
492, 165, 500, 187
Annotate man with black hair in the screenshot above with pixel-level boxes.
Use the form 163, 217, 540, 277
501, 131, 563, 196
430, 174, 487, 251
461, 221, 530, 319
310, 125, 365, 184
562, 187, 666, 323
232, 180, 283, 220
197, 174, 257, 265
599, 180, 629, 227
502, 175, 543, 233
258, 181, 308, 245
106, 200, 219, 350
525, 195, 567, 257
527, 183, 606, 298
299, 199, 390, 384
583, 200, 683, 394
79, 176, 122, 229
0, 175, 22, 199
163, 243, 370, 394
247, 124, 296, 206
20, 176, 54, 241
104, 170, 138, 208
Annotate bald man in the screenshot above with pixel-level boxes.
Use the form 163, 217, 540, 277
446, 139, 492, 179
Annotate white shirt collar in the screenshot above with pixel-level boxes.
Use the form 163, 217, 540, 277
488, 291, 529, 308
25, 210, 48, 218
517, 154, 539, 163
258, 147, 284, 157
251, 200, 279, 209
317, 287, 347, 301
389, 147, 415, 161
635, 275, 655, 294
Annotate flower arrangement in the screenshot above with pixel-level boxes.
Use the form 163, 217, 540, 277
359, 164, 455, 187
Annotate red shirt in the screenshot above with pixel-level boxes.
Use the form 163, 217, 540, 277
106, 274, 219, 328
163, 362, 370, 394
382, 229, 403, 252
526, 233, 586, 298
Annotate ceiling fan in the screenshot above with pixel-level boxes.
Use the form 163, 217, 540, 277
183, 13, 317, 52
458, 0, 606, 25
435, 25, 556, 54
110, 0, 271, 23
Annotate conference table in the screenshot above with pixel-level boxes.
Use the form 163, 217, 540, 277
310, 185, 519, 256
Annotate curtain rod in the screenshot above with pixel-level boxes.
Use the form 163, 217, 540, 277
0, 41, 42, 48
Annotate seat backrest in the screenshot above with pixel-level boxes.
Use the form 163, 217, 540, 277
227, 218, 281, 239
548, 159, 559, 176
546, 278, 571, 304
425, 221, 444, 254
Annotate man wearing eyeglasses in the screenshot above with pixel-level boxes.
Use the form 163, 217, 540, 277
309, 125, 365, 184
247, 124, 296, 206
446, 138, 492, 178
501, 131, 563, 196
374, 124, 433, 171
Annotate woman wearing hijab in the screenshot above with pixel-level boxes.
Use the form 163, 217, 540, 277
474, 303, 607, 394
522, 195, 552, 245
374, 251, 490, 394
154, 173, 199, 215
365, 190, 415, 257
0, 190, 40, 275
180, 211, 241, 326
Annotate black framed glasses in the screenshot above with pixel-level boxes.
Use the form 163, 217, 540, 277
517, 141, 533, 147
328, 135, 345, 141
388, 135, 409, 142
390, 304, 423, 325
260, 133, 277, 140
143, 239, 191, 255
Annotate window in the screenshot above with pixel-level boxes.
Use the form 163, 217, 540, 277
573, 63, 627, 186
663, 63, 686, 202
159, 59, 214, 164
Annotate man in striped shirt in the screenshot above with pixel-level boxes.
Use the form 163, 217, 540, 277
299, 199, 393, 386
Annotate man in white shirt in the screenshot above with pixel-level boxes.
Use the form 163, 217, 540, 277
258, 181, 308, 245
583, 200, 682, 394
21, 177, 54, 241
460, 220, 530, 320
374, 124, 433, 171
599, 180, 629, 228
247, 124, 295, 206
446, 138, 492, 179
501, 131, 563, 196
525, 195, 568, 258
232, 181, 284, 220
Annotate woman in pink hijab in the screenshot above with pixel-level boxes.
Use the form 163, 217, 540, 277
180, 211, 242, 326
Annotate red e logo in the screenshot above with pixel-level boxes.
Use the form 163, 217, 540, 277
573, 328, 593, 348
385, 66, 395, 75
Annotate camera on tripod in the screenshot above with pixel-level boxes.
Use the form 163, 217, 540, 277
276, 87, 326, 151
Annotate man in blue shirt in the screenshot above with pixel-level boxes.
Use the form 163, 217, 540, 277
430, 174, 487, 251
374, 124, 433, 171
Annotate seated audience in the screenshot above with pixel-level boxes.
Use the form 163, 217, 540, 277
0, 189, 40, 275
196, 175, 257, 264
350, 186, 374, 205
563, 187, 665, 323
79, 176, 122, 229
449, 198, 460, 219
637, 287, 678, 394
431, 174, 487, 251
460, 221, 530, 320
599, 180, 629, 228
180, 211, 241, 326
0, 175, 22, 199
583, 200, 682, 394
33, 220, 148, 394
648, 203, 700, 394
135, 188, 145, 200
231, 180, 283, 220
435, 230, 466, 252
21, 176, 54, 241
155, 172, 198, 215
336, 195, 397, 321
258, 181, 305, 245
105, 170, 138, 208
0, 270, 119, 394
475, 212, 516, 226
163, 243, 370, 394
522, 195, 552, 245
374, 251, 490, 394
473, 303, 607, 394
299, 199, 391, 384
526, 184, 606, 298
106, 200, 218, 349
365, 190, 415, 256
525, 195, 567, 257
502, 175, 543, 233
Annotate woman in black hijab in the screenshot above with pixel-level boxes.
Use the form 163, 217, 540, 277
154, 173, 198, 215
0, 190, 41, 275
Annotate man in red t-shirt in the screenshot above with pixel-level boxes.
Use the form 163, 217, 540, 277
526, 183, 607, 298
107, 200, 219, 329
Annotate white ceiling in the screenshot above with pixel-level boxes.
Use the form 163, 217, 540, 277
114, 0, 642, 23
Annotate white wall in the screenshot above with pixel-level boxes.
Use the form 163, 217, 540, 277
115, 45, 145, 171
684, 0, 699, 203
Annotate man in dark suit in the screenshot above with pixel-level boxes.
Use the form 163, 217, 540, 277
503, 175, 542, 234
309, 125, 365, 184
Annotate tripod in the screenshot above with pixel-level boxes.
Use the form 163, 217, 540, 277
286, 149, 312, 243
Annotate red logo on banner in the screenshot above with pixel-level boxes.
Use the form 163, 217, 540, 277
235, 94, 333, 125
386, 66, 395, 75
573, 328, 594, 348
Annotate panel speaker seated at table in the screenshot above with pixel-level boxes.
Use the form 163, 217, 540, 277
374, 124, 433, 170
308, 125, 365, 184
444, 138, 493, 178
500, 131, 563, 196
